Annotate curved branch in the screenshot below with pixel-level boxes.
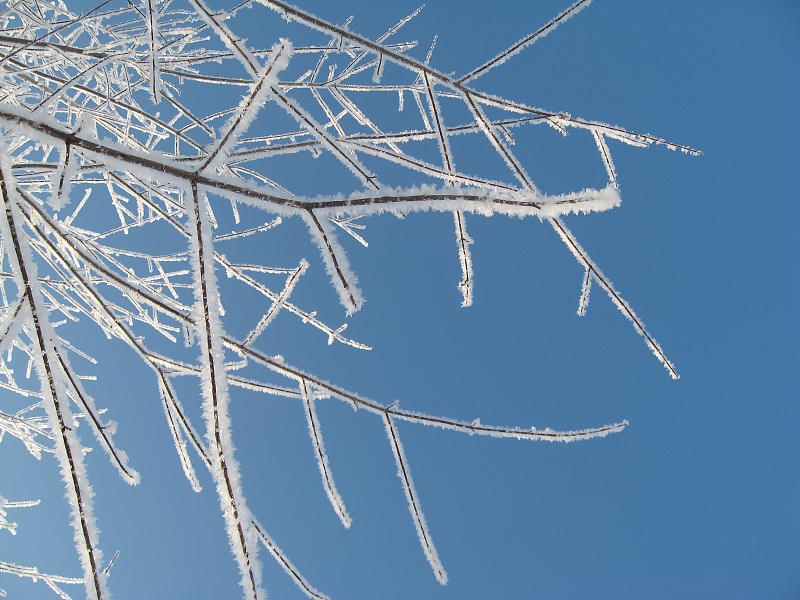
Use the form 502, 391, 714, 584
228, 340, 628, 443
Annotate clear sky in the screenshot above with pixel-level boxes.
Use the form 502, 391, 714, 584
2, 0, 799, 599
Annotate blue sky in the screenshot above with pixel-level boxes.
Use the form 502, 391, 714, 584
2, 0, 799, 599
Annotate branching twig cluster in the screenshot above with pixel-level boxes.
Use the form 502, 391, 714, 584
0, 0, 696, 598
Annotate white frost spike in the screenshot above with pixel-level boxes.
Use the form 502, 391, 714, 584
412, 90, 432, 132
383, 413, 447, 585
424, 64, 475, 309
550, 216, 679, 379
300, 380, 351, 528
0, 403, 52, 459
424, 34, 438, 65
453, 211, 473, 307
578, 266, 591, 316
376, 4, 425, 45
535, 184, 620, 217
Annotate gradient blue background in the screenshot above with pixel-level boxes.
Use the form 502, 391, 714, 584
2, 0, 798, 598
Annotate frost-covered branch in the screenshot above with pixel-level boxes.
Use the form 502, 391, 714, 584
384, 412, 446, 584
251, 517, 330, 600
0, 561, 82, 600
188, 182, 262, 599
261, 0, 702, 156
458, 0, 594, 84
1, 162, 106, 600
299, 379, 351, 528
550, 216, 679, 379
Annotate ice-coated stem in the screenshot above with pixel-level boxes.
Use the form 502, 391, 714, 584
188, 181, 262, 599
251, 517, 330, 600
383, 412, 447, 584
550, 216, 679, 379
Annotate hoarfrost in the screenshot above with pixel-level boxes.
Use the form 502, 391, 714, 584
0, 0, 697, 597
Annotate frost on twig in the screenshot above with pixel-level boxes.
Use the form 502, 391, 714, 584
251, 517, 330, 600
0, 0, 697, 597
188, 182, 262, 599
384, 412, 447, 584
1, 160, 108, 600
300, 378, 351, 528
0, 496, 40, 536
